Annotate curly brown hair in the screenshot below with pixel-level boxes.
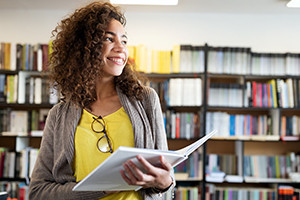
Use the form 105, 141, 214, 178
49, 1, 146, 108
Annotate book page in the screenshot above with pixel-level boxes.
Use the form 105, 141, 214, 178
175, 130, 217, 156
73, 147, 185, 191
73, 130, 216, 191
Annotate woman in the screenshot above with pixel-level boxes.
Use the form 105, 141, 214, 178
28, 1, 175, 200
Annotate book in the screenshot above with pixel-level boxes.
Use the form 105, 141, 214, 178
172, 45, 180, 73
34, 77, 42, 104
73, 130, 217, 191
2, 110, 29, 136
206, 171, 225, 183
0, 192, 7, 200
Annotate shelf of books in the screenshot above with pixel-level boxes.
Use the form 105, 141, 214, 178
203, 46, 300, 200
128, 43, 300, 200
0, 41, 60, 199
1, 41, 300, 200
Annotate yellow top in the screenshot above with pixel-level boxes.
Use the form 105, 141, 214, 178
73, 107, 142, 200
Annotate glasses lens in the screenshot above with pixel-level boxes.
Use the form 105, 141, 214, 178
92, 118, 105, 133
97, 136, 113, 153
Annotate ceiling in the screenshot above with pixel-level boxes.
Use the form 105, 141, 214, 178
0, 0, 299, 15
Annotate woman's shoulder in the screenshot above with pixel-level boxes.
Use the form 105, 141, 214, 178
48, 101, 66, 112
141, 86, 158, 99
140, 86, 160, 107
48, 101, 80, 117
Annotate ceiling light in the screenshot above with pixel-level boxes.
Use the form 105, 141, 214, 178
110, 0, 178, 6
287, 0, 300, 8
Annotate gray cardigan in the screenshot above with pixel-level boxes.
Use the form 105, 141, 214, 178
28, 87, 174, 200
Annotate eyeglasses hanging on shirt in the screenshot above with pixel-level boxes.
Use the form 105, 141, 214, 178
91, 116, 114, 153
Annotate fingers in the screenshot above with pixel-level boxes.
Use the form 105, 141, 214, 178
121, 159, 154, 186
120, 155, 174, 190
159, 156, 172, 171
137, 155, 172, 175
136, 155, 173, 189
136, 155, 157, 174
120, 168, 132, 184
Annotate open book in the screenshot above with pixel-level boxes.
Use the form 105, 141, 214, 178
73, 130, 217, 191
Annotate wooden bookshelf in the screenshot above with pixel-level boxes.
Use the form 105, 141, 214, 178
1, 41, 300, 200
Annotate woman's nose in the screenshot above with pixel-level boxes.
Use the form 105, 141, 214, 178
114, 40, 126, 52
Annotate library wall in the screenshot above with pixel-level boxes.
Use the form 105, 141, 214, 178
0, 9, 300, 52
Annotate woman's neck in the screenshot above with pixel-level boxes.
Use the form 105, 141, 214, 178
95, 76, 116, 101
88, 77, 121, 117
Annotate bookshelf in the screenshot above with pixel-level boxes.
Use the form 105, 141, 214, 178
0, 42, 59, 199
137, 44, 300, 200
205, 46, 300, 200
1, 41, 300, 200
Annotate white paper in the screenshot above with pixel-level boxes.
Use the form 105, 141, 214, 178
73, 130, 216, 191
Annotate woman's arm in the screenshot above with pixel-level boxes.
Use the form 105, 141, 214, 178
28, 104, 105, 200
135, 88, 176, 195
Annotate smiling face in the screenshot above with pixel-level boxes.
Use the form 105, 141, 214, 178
100, 19, 129, 77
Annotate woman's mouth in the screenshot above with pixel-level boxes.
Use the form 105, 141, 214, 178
107, 57, 124, 65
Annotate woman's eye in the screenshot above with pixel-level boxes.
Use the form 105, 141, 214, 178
105, 37, 113, 42
122, 40, 127, 45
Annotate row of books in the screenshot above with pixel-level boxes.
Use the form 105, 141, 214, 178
164, 111, 201, 139
173, 45, 205, 74
150, 78, 202, 107
174, 152, 266, 183
281, 115, 300, 137
205, 112, 282, 138
0, 182, 28, 200
0, 75, 17, 104
129, 45, 173, 74
205, 152, 300, 182
208, 83, 244, 107
0, 73, 59, 105
0, 148, 15, 179
128, 44, 300, 75
206, 154, 238, 176
0, 147, 38, 180
174, 186, 200, 200
168, 78, 202, 106
278, 79, 300, 108
208, 50, 300, 76
151, 77, 300, 109
243, 154, 298, 179
246, 79, 300, 109
278, 185, 300, 200
0, 42, 50, 72
174, 149, 203, 179
1, 42, 299, 76
129, 44, 205, 74
205, 184, 277, 200
251, 53, 300, 76
246, 80, 278, 108
207, 47, 251, 75
0, 109, 49, 136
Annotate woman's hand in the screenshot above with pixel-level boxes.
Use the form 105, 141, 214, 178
120, 155, 173, 190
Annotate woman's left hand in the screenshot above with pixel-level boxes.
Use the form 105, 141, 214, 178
120, 155, 173, 190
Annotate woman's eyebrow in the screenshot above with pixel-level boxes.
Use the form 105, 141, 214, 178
105, 31, 128, 39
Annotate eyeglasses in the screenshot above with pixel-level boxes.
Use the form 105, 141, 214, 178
91, 116, 113, 153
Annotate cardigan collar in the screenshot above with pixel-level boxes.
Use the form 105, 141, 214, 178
63, 87, 154, 165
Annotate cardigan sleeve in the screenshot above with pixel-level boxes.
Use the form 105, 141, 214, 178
141, 88, 176, 199
144, 87, 168, 150
28, 104, 106, 200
